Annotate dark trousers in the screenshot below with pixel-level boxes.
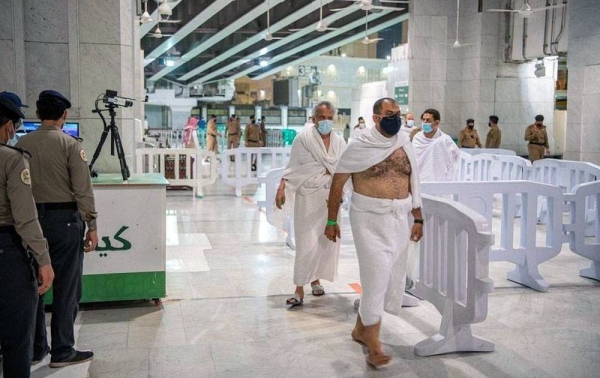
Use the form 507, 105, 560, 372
34, 208, 84, 362
0, 231, 37, 378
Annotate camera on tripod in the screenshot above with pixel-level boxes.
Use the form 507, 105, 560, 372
103, 90, 134, 108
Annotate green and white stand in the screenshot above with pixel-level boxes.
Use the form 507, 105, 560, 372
47, 174, 169, 304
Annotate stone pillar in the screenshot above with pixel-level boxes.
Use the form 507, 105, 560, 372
565, 0, 600, 164
1, 0, 138, 173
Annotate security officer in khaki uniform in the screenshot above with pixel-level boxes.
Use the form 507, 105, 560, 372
0, 98, 54, 377
458, 118, 482, 148
260, 116, 268, 147
16, 90, 98, 368
226, 115, 241, 162
524, 114, 550, 162
245, 115, 262, 171
486, 115, 502, 148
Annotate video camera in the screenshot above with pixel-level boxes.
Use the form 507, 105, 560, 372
102, 90, 148, 108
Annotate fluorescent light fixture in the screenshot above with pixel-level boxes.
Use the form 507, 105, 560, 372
260, 47, 269, 55
386, 55, 391, 60
259, 60, 269, 67
165, 59, 175, 67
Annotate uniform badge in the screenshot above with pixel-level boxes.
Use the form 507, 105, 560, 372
21, 168, 31, 185
80, 149, 88, 162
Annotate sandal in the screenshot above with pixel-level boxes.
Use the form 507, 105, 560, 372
311, 284, 325, 296
285, 294, 303, 306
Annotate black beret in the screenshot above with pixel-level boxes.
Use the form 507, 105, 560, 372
39, 90, 72, 109
0, 97, 25, 121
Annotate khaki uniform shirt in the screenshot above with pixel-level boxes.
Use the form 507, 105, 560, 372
458, 127, 482, 148
524, 124, 549, 148
226, 120, 240, 136
486, 125, 502, 148
207, 119, 218, 138
16, 125, 98, 231
0, 145, 50, 265
245, 123, 262, 147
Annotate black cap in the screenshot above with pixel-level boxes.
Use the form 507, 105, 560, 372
0, 91, 28, 108
39, 90, 72, 109
0, 97, 25, 122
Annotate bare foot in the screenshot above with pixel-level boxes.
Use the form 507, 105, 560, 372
366, 350, 392, 367
351, 329, 367, 347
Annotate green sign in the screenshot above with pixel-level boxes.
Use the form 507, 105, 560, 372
394, 86, 409, 105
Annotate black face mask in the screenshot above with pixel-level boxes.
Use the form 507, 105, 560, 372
251, 120, 256, 124
488, 123, 492, 127
468, 125, 474, 129
379, 113, 401, 136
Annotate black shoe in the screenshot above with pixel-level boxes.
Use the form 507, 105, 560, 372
49, 350, 94, 368
32, 347, 49, 365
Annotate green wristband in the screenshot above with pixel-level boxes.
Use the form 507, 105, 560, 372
326, 220, 337, 226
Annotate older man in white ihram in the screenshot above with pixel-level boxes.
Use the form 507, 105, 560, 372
275, 101, 346, 306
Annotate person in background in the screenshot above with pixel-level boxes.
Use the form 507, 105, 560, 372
412, 108, 460, 182
205, 114, 220, 161
400, 111, 419, 140
486, 115, 501, 148
304, 116, 314, 130
260, 116, 268, 147
343, 123, 351, 143
183, 116, 198, 148
353, 117, 367, 139
524, 115, 550, 162
457, 118, 482, 148
245, 115, 262, 171
0, 91, 28, 144
226, 115, 241, 159
0, 97, 54, 378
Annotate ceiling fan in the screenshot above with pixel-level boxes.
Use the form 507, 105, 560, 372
290, 0, 337, 32
439, 0, 476, 48
485, 0, 566, 18
139, 0, 153, 23
264, 0, 284, 41
361, 11, 383, 44
332, 0, 408, 12
148, 25, 174, 38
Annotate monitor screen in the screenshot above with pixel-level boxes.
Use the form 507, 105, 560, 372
21, 121, 80, 138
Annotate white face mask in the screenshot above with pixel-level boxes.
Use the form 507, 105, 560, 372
406, 120, 415, 128
358, 122, 365, 128
2, 121, 16, 146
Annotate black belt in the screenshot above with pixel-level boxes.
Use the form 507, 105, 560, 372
529, 142, 546, 146
36, 202, 78, 211
0, 225, 16, 234
228, 133, 238, 136
209, 134, 217, 137
248, 139, 259, 143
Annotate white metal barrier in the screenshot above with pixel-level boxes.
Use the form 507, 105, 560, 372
460, 148, 516, 156
564, 181, 600, 281
422, 181, 564, 292
135, 148, 217, 198
412, 194, 495, 356
532, 159, 600, 228
220, 147, 291, 196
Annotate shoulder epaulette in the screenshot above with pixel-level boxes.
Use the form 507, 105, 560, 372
69, 135, 84, 142
0, 143, 32, 158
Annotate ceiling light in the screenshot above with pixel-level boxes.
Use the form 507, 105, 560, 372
341, 53, 347, 57
260, 47, 268, 55
259, 60, 269, 67
166, 59, 175, 67
386, 55, 391, 60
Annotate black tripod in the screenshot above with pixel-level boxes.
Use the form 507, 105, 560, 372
88, 103, 130, 181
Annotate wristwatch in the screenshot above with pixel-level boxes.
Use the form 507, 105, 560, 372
414, 219, 424, 225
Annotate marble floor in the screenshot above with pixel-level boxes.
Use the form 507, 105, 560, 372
4, 181, 600, 378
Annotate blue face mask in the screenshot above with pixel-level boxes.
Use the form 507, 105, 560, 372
317, 120, 333, 135
422, 122, 433, 133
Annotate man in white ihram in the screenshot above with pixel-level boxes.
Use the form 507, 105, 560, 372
275, 101, 346, 306
412, 108, 460, 181
325, 97, 423, 367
